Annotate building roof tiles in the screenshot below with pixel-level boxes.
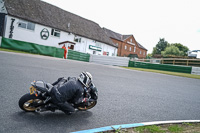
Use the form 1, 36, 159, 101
4, 0, 117, 47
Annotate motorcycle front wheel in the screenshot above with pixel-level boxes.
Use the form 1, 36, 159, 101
77, 101, 97, 111
19, 93, 44, 112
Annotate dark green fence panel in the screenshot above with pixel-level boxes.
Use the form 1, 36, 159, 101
67, 49, 90, 62
129, 61, 192, 74
1, 37, 64, 58
128, 60, 135, 67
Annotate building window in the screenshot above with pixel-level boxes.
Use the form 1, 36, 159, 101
144, 52, 145, 55
134, 47, 136, 52
116, 43, 118, 47
140, 51, 142, 54
130, 39, 132, 42
27, 22, 35, 30
18, 22, 26, 29
18, 20, 35, 31
125, 45, 127, 50
129, 47, 132, 51
74, 37, 81, 43
51, 29, 60, 37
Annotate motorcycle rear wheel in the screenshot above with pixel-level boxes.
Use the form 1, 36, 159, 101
19, 93, 44, 112
77, 101, 97, 111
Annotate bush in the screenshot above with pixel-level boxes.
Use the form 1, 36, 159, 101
161, 46, 184, 57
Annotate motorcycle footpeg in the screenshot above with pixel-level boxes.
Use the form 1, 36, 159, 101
35, 107, 47, 112
35, 107, 42, 112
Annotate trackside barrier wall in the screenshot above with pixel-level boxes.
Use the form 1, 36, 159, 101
191, 67, 200, 75
129, 61, 192, 74
90, 54, 129, 66
67, 49, 90, 62
1, 37, 64, 58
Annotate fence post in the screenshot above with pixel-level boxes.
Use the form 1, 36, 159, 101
186, 60, 189, 66
173, 60, 175, 65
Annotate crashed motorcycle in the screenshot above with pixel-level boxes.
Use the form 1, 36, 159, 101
19, 80, 98, 113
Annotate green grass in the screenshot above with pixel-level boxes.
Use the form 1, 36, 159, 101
0, 47, 38, 55
102, 123, 200, 133
168, 125, 183, 132
122, 67, 200, 79
134, 125, 164, 133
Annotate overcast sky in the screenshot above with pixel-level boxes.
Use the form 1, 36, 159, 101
42, 0, 200, 53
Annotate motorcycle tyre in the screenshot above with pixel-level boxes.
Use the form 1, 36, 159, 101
19, 93, 44, 112
77, 101, 97, 111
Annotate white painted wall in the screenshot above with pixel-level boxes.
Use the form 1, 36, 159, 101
84, 39, 118, 56
4, 16, 75, 48
4, 15, 117, 56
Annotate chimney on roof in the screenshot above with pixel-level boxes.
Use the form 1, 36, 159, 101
67, 23, 70, 29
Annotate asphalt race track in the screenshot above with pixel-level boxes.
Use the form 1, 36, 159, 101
0, 51, 200, 133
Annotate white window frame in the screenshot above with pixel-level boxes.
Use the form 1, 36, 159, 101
51, 29, 60, 37
134, 47, 136, 52
74, 37, 81, 43
18, 20, 35, 31
140, 51, 142, 54
129, 47, 132, 51
125, 45, 127, 50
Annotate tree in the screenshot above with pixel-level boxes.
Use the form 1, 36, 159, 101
152, 47, 158, 56
161, 45, 184, 57
147, 53, 152, 57
152, 38, 168, 56
171, 43, 189, 56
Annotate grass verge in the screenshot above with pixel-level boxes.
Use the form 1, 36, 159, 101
0, 47, 39, 55
122, 67, 200, 79
102, 123, 200, 133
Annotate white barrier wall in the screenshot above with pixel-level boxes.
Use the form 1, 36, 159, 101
90, 54, 129, 67
191, 67, 200, 75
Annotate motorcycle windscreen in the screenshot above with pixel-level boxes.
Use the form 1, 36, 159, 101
35, 81, 48, 92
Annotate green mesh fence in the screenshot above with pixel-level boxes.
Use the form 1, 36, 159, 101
67, 49, 90, 62
1, 37, 64, 58
129, 61, 192, 74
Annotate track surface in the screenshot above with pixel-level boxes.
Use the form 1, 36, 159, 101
0, 51, 200, 133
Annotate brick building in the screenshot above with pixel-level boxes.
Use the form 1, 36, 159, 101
103, 28, 147, 59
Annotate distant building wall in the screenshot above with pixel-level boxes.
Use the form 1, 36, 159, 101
111, 36, 147, 58
3, 15, 117, 56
